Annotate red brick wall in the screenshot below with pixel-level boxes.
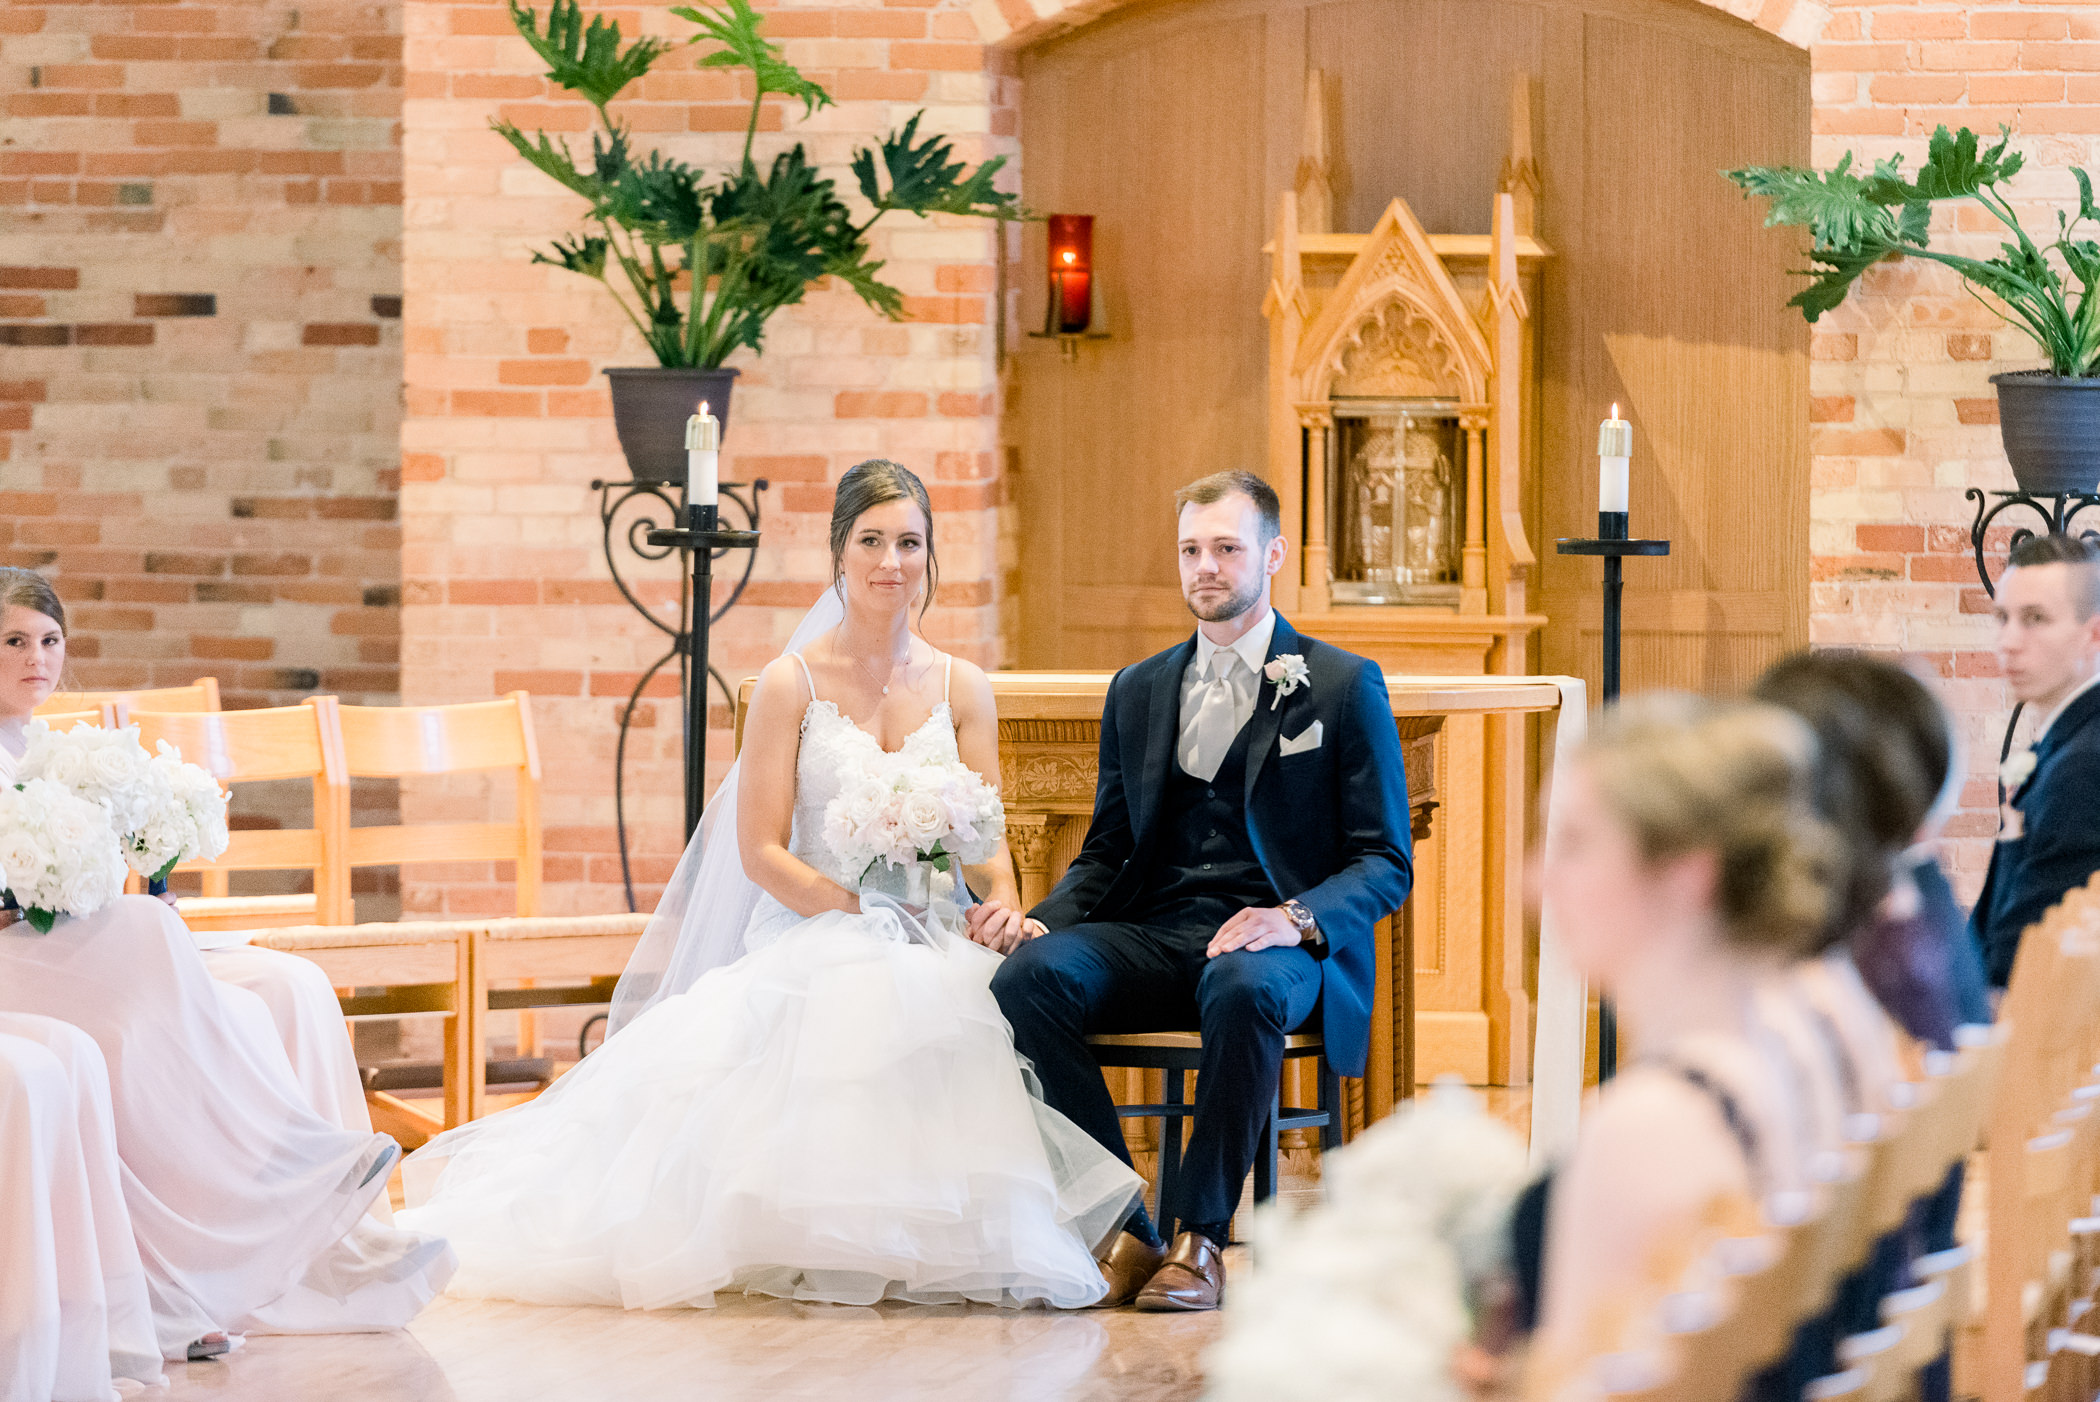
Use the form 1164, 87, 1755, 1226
1800, 0, 2100, 897
0, 0, 404, 709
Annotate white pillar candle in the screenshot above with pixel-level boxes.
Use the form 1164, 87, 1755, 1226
686, 402, 720, 508
1598, 402, 1630, 515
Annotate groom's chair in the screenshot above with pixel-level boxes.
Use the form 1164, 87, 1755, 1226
1087, 1029, 1342, 1240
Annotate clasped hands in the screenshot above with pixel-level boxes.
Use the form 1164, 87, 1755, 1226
961, 899, 1306, 958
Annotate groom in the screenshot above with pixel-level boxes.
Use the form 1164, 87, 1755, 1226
987, 470, 1413, 1312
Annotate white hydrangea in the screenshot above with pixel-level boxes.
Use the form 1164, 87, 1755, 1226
15, 721, 230, 881
1204, 1080, 1532, 1402
0, 778, 127, 931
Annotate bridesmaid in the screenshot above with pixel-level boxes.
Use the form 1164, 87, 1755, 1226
0, 1012, 160, 1401
1514, 695, 1854, 1389
0, 565, 371, 1134
0, 570, 454, 1357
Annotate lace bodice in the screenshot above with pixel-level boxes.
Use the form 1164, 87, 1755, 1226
785, 659, 960, 891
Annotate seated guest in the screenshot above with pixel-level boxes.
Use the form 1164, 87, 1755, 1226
1972, 533, 2100, 988
1753, 651, 1989, 1052
0, 566, 371, 1134
0, 1013, 162, 1401
1516, 695, 1853, 1389
0, 576, 454, 1357
1751, 652, 1983, 1402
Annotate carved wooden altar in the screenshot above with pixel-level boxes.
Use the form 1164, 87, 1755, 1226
1249, 75, 1555, 1084
984, 672, 1570, 1131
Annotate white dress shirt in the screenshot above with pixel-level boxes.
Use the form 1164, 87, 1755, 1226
2036, 668, 2100, 743
1176, 609, 1277, 778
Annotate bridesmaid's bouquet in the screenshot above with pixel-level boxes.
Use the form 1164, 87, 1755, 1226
17, 721, 231, 884
0, 778, 129, 931
824, 754, 1006, 882
1204, 1082, 1531, 1402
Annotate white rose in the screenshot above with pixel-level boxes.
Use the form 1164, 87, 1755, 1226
839, 777, 888, 832
897, 790, 947, 852
57, 868, 109, 916
0, 832, 46, 891
43, 799, 100, 856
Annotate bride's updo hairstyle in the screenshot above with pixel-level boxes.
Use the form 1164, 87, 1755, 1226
0, 566, 65, 633
1582, 693, 1843, 957
830, 458, 938, 617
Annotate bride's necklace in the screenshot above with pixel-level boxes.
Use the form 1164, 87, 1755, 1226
836, 636, 912, 697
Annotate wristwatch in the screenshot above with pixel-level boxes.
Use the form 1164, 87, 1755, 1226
1282, 899, 1324, 951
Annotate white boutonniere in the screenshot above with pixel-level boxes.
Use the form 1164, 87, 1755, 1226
1263, 654, 1310, 711
2000, 748, 2038, 792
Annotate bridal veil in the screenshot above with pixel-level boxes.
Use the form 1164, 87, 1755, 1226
606, 588, 847, 1036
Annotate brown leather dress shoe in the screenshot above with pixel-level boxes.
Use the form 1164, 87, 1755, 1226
1091, 1231, 1168, 1309
1133, 1231, 1225, 1312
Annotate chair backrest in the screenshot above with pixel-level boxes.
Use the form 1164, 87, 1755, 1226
39, 678, 220, 715
332, 692, 542, 918
1983, 876, 2100, 1402
129, 699, 351, 923
1563, 1020, 2011, 1402
30, 705, 116, 731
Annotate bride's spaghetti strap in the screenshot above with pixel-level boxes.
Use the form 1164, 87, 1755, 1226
789, 651, 816, 703
943, 652, 953, 705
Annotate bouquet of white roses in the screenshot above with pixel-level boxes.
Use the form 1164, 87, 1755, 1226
823, 754, 1005, 883
1204, 1081, 1531, 1402
0, 778, 129, 932
17, 721, 230, 883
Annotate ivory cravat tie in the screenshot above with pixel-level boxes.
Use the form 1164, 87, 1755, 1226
1184, 653, 1242, 783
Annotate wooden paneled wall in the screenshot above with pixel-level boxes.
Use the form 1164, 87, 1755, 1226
1008, 0, 1810, 693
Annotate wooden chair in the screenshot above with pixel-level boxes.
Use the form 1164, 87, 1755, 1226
249, 920, 485, 1141
28, 705, 116, 731
130, 700, 352, 931
1086, 1030, 1341, 1241
333, 692, 543, 921
39, 678, 220, 715
1542, 1020, 2006, 1402
1981, 875, 2100, 1402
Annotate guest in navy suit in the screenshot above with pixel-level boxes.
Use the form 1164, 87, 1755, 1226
1972, 533, 2100, 989
984, 471, 1414, 1312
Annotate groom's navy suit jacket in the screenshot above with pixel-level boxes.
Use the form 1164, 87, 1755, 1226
1972, 683, 2100, 988
1029, 614, 1414, 1077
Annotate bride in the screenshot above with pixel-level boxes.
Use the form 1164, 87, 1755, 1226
398, 459, 1142, 1309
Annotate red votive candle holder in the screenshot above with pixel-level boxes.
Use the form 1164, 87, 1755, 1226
1046, 214, 1094, 335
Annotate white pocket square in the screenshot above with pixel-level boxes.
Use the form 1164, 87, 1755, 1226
1278, 721, 1323, 756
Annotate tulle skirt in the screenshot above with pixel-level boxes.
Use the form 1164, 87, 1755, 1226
399, 902, 1142, 1310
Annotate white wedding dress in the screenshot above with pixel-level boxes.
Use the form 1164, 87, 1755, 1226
397, 676, 1142, 1310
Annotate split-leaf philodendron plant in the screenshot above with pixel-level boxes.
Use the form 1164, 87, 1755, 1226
496, 0, 1024, 368
1727, 125, 2100, 377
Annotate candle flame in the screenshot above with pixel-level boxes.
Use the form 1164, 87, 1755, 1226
1061, 250, 1076, 265
1610, 402, 1619, 419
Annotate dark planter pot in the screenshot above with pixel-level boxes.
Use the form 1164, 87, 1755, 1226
1992, 370, 2100, 496
603, 367, 739, 485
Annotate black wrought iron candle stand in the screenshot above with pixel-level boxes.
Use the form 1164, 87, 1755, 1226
1556, 509, 1671, 1083
647, 503, 761, 840
1964, 488, 2100, 598
593, 476, 767, 910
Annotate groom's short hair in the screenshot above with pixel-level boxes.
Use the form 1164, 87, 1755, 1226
1174, 470, 1282, 544
2008, 532, 2100, 620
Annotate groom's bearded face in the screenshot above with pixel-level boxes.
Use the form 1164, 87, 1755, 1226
1178, 497, 1272, 623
